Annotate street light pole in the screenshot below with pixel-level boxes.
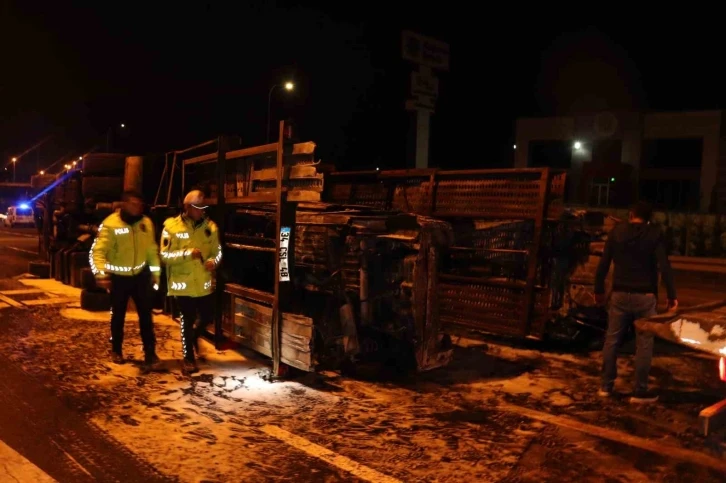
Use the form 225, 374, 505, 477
106, 123, 126, 152
267, 85, 278, 143
11, 157, 17, 182
266, 82, 294, 143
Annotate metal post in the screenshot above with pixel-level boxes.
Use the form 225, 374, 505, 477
266, 85, 278, 143
42, 193, 52, 262
214, 136, 227, 349
166, 153, 177, 207
272, 119, 287, 376
154, 153, 170, 207
522, 168, 552, 337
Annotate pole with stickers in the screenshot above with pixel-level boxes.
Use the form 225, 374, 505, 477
271, 120, 295, 377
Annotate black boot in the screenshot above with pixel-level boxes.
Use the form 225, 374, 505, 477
141, 352, 162, 373
182, 359, 198, 374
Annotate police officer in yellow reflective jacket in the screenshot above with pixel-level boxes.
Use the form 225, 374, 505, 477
90, 190, 162, 372
161, 190, 222, 374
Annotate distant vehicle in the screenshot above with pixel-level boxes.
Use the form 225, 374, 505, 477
4, 204, 35, 227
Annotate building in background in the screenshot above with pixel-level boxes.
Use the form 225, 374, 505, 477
515, 110, 726, 212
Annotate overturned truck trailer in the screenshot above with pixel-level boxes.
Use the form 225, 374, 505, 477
175, 125, 569, 374
324, 167, 567, 340
222, 204, 454, 372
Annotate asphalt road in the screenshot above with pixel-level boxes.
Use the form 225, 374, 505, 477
0, 227, 40, 277
0, 228, 175, 482
0, 227, 723, 482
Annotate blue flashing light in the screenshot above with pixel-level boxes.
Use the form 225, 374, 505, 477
18, 203, 30, 210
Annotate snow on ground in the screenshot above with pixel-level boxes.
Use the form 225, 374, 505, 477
1, 279, 725, 481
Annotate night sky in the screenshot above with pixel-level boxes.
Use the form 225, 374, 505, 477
1, 4, 724, 180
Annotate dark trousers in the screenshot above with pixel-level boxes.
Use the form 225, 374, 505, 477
110, 269, 156, 357
176, 295, 214, 362
601, 292, 657, 393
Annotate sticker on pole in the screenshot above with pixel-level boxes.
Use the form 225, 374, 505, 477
279, 227, 291, 282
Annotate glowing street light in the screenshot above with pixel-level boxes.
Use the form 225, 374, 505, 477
267, 81, 295, 142
573, 141, 583, 150
72, 161, 77, 166
107, 123, 127, 151
11, 157, 17, 182
40, 170, 45, 175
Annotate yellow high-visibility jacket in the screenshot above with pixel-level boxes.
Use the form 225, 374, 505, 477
160, 214, 221, 297
90, 211, 161, 280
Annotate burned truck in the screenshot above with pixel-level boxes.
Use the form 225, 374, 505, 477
34, 121, 605, 374
169, 126, 589, 375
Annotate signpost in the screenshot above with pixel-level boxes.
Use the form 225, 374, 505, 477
402, 30, 449, 169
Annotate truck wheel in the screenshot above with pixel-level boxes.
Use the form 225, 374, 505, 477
81, 155, 126, 176
28, 261, 51, 279
81, 268, 97, 290
81, 289, 111, 312
82, 176, 124, 199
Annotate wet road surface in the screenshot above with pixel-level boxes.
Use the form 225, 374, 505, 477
0, 230, 724, 482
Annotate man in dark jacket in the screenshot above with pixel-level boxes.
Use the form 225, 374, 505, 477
595, 201, 678, 403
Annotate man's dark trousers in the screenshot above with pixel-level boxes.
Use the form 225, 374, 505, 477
601, 292, 657, 393
109, 268, 156, 357
176, 294, 214, 362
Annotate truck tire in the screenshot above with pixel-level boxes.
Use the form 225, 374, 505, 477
81, 289, 111, 312
82, 176, 124, 200
28, 261, 51, 279
70, 252, 89, 288
81, 267, 97, 291
81, 155, 126, 176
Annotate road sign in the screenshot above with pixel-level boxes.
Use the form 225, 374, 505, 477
405, 96, 436, 113
411, 71, 439, 98
402, 30, 450, 71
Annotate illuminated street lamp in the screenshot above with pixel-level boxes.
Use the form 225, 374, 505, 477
11, 157, 17, 182
267, 81, 295, 142
40, 170, 45, 175
107, 123, 127, 151
573, 141, 583, 150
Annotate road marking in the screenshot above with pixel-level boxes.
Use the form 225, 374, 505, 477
49, 439, 93, 479
261, 425, 402, 483
499, 404, 726, 473
0, 289, 45, 295
0, 230, 37, 239
0, 293, 24, 308
0, 439, 57, 482
4, 246, 39, 255
22, 297, 77, 307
